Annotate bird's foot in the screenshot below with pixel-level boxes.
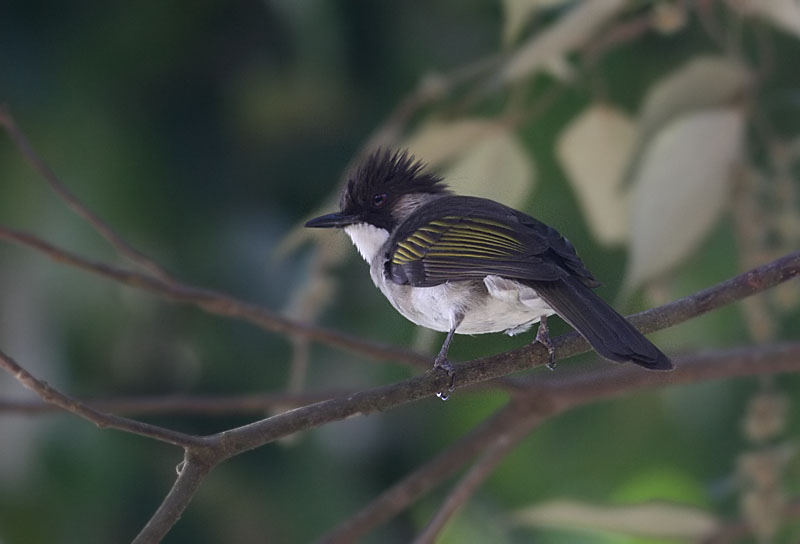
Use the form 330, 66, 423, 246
535, 318, 556, 371
433, 356, 456, 401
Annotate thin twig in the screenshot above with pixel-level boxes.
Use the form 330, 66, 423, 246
317, 402, 534, 544
0, 108, 435, 371
131, 450, 215, 544
412, 414, 543, 544
0, 226, 431, 369
0, 349, 205, 448
0, 107, 173, 281
0, 389, 351, 416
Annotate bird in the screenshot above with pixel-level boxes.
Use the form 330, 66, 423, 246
305, 149, 672, 397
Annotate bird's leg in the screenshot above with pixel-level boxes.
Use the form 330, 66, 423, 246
433, 314, 463, 400
535, 315, 556, 370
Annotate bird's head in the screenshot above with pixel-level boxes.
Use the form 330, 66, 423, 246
305, 149, 449, 233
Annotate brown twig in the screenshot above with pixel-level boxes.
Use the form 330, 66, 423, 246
0, 349, 204, 448
132, 450, 215, 544
0, 110, 434, 371
412, 413, 543, 544
0, 107, 173, 281
0, 226, 431, 369
0, 389, 351, 416
316, 402, 534, 544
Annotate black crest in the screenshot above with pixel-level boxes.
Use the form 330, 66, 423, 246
340, 149, 449, 215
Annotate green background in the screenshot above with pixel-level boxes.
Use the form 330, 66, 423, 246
1, 2, 798, 543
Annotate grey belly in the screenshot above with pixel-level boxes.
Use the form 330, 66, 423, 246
376, 274, 556, 335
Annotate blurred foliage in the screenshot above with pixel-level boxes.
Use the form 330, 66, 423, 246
1, 1, 799, 543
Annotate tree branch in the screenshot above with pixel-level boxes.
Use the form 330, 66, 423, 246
411, 414, 541, 544
317, 402, 533, 544
0, 389, 352, 416
317, 342, 800, 543
131, 450, 214, 544
0, 226, 430, 369
0, 349, 204, 448
0, 107, 173, 280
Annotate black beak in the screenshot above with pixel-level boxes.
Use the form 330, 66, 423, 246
304, 211, 359, 229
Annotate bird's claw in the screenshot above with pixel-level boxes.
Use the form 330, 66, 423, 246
433, 356, 456, 401
535, 319, 557, 371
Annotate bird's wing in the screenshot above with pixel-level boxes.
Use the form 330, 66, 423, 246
385, 196, 672, 370
386, 196, 598, 288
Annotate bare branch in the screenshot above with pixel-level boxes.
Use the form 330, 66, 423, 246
549, 249, 800, 361
0, 389, 351, 416
412, 415, 541, 544
131, 450, 214, 544
316, 402, 534, 544
0, 349, 204, 448
0, 226, 430, 369
0, 107, 173, 280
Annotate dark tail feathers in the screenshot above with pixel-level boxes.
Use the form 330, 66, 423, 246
532, 276, 673, 371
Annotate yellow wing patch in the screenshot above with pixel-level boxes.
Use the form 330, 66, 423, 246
391, 216, 524, 265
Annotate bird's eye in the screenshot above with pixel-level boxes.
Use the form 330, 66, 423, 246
372, 193, 388, 208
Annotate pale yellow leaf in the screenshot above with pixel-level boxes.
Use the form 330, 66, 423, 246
738, 0, 800, 38
502, 0, 627, 83
638, 56, 751, 143
403, 118, 498, 168
556, 104, 635, 245
625, 108, 745, 289
444, 129, 535, 208
511, 499, 719, 539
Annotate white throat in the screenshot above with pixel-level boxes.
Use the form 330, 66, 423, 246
344, 223, 390, 263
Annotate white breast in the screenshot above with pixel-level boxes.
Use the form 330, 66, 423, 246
344, 223, 390, 263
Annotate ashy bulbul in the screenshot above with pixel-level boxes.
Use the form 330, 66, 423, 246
306, 150, 672, 395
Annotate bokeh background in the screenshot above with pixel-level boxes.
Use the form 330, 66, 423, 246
1, 1, 799, 543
